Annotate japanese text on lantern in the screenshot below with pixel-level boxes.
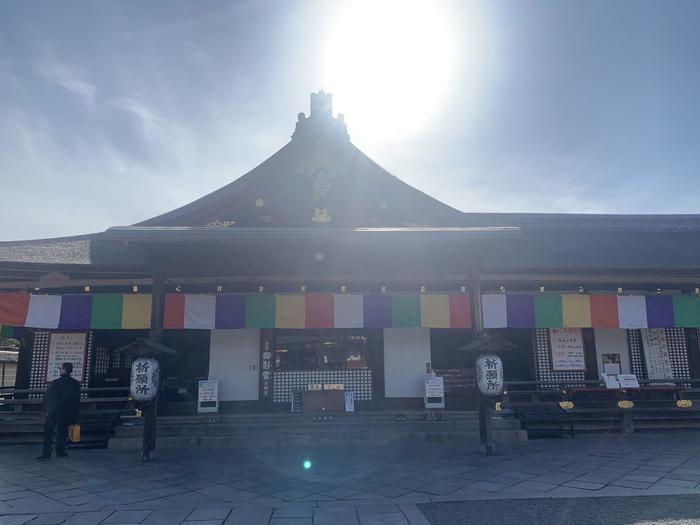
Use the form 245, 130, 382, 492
134, 361, 150, 396
475, 354, 504, 396
130, 357, 159, 401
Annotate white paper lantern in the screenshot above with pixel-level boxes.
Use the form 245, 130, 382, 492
475, 353, 504, 396
130, 357, 160, 401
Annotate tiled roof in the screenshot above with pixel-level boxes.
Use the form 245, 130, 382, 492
0, 234, 145, 267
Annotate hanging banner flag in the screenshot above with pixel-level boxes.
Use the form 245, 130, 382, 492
122, 294, 152, 329
164, 293, 185, 329
58, 295, 92, 330
561, 295, 591, 328
1, 291, 699, 331
276, 294, 305, 328
245, 294, 276, 328
305, 294, 334, 328
673, 295, 700, 328
590, 295, 618, 328
645, 295, 675, 328
534, 294, 563, 328
420, 294, 450, 328
215, 294, 246, 329
448, 294, 471, 329
26, 295, 62, 329
363, 295, 392, 328
184, 294, 216, 329
640, 328, 673, 380
90, 294, 123, 329
506, 295, 535, 328
482, 294, 507, 328
617, 295, 647, 329
333, 294, 364, 328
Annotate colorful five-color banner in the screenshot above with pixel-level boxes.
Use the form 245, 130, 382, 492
1, 292, 700, 331
0, 293, 471, 331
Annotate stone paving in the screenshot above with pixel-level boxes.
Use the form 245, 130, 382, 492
2, 432, 700, 524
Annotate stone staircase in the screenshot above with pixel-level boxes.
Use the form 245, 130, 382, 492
0, 411, 122, 447
109, 411, 525, 449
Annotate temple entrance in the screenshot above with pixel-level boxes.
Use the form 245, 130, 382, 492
270, 329, 383, 405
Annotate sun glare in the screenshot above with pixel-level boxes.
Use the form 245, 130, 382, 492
324, 0, 455, 144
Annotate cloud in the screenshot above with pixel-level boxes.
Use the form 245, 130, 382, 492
35, 62, 96, 106
109, 97, 165, 140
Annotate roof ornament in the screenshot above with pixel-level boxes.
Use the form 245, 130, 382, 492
292, 91, 349, 141
206, 218, 235, 228
300, 151, 339, 198
310, 90, 332, 120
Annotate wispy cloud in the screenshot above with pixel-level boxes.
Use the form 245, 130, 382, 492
35, 61, 96, 106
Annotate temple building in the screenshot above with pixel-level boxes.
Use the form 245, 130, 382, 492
2, 91, 700, 414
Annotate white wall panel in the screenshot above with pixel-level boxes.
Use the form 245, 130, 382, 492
594, 328, 631, 374
209, 329, 260, 401
383, 328, 431, 398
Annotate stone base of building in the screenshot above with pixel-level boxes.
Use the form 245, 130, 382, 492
108, 411, 526, 450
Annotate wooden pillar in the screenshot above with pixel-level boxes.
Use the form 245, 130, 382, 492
621, 411, 634, 434
469, 260, 494, 455
150, 268, 166, 345
142, 267, 165, 462
468, 262, 483, 333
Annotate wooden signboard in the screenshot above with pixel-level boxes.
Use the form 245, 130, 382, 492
549, 328, 586, 371
198, 380, 219, 413
640, 329, 673, 380
46, 333, 87, 382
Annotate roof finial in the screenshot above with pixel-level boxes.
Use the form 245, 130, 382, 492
292, 91, 348, 140
310, 90, 332, 120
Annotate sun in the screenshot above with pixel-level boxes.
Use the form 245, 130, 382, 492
323, 0, 455, 144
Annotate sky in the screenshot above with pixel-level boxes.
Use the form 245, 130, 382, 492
1, 0, 700, 241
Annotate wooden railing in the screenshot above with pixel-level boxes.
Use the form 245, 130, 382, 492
503, 378, 700, 403
0, 387, 133, 414
500, 379, 700, 435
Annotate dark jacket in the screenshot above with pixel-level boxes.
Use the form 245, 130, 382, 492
43, 375, 81, 424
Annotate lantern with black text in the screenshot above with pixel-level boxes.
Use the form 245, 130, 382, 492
475, 353, 504, 396
130, 357, 160, 401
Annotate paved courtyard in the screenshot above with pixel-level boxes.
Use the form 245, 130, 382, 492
2, 432, 700, 524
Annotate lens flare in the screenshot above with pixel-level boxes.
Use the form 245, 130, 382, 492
324, 0, 455, 143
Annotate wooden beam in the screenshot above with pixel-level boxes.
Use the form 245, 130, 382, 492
150, 268, 165, 344
469, 262, 484, 332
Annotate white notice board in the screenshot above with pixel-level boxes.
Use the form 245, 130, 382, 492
344, 391, 355, 412
640, 329, 673, 380
424, 375, 445, 409
198, 380, 219, 413
46, 333, 87, 382
549, 328, 586, 371
617, 374, 640, 388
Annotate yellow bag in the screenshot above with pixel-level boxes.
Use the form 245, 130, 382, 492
68, 424, 81, 443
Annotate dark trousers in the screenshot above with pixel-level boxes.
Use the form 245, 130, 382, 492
42, 414, 68, 457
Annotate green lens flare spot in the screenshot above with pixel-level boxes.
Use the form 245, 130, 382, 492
303, 459, 312, 470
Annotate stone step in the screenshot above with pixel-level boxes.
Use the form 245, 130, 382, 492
109, 427, 525, 449
151, 411, 480, 424
108, 414, 524, 449
113, 414, 515, 438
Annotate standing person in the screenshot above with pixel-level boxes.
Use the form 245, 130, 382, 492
38, 362, 81, 460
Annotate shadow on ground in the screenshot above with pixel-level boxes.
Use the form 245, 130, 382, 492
420, 494, 700, 525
